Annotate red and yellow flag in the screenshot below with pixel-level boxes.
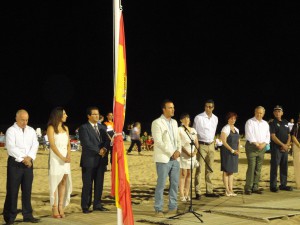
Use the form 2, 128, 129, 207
111, 10, 134, 225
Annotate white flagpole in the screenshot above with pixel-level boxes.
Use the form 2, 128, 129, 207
113, 0, 123, 224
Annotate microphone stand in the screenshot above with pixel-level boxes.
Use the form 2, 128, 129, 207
168, 125, 204, 223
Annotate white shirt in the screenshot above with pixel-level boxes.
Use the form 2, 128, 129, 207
245, 117, 270, 144
288, 122, 294, 132
193, 112, 218, 143
5, 123, 39, 162
221, 124, 239, 136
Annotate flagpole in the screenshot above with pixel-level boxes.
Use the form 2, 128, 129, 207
113, 0, 123, 224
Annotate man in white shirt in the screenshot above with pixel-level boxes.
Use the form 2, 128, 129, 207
244, 106, 270, 195
193, 99, 219, 199
3, 109, 40, 224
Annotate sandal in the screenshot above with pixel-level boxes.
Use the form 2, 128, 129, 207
58, 204, 65, 218
180, 196, 187, 202
52, 206, 61, 218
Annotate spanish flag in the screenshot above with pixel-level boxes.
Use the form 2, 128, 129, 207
111, 1, 134, 225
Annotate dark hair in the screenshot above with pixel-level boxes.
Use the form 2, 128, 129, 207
86, 106, 99, 116
205, 99, 215, 106
226, 112, 238, 121
161, 99, 173, 110
180, 113, 190, 120
47, 107, 66, 134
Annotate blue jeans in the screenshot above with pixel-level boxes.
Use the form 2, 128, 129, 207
154, 160, 180, 212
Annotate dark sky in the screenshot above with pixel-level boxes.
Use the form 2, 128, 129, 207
1, 1, 300, 134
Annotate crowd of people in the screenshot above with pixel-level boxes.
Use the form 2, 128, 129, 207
2, 100, 300, 223
151, 99, 298, 218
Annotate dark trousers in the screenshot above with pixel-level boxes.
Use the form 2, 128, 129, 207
3, 156, 33, 223
244, 142, 265, 191
81, 165, 105, 210
128, 139, 142, 153
270, 144, 288, 189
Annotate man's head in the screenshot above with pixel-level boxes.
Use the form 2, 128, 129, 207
273, 105, 283, 120
254, 106, 265, 121
161, 99, 175, 119
204, 99, 215, 115
16, 109, 29, 129
87, 106, 100, 124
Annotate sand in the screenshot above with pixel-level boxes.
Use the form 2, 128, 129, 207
0, 139, 300, 224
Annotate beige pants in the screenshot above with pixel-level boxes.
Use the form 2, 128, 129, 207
194, 143, 215, 194
293, 143, 300, 188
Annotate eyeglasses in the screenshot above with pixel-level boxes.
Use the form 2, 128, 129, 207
91, 114, 99, 116
205, 105, 214, 109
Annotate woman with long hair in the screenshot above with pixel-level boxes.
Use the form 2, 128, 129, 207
47, 107, 72, 218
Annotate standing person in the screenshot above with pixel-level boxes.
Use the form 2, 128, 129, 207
151, 99, 181, 217
178, 113, 199, 202
193, 99, 219, 199
269, 105, 293, 192
244, 106, 270, 195
288, 118, 294, 132
3, 109, 40, 224
78, 106, 110, 213
104, 112, 114, 169
47, 107, 72, 218
291, 116, 300, 189
220, 112, 240, 197
127, 122, 142, 155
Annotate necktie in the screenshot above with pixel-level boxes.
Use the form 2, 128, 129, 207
94, 125, 100, 136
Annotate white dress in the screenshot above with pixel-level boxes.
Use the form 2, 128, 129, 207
179, 127, 199, 169
49, 132, 72, 207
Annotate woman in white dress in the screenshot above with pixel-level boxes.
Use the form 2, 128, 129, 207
178, 113, 199, 202
47, 107, 72, 218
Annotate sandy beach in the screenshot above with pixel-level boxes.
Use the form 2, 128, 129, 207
1, 139, 300, 225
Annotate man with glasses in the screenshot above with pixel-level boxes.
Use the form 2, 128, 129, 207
78, 107, 110, 213
193, 99, 219, 199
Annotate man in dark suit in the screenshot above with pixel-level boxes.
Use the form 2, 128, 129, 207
79, 106, 111, 213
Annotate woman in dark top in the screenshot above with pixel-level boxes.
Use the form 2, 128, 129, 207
220, 112, 240, 196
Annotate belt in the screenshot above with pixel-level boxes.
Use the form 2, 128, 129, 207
199, 141, 214, 145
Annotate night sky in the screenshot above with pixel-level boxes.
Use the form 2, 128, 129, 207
1, 1, 300, 134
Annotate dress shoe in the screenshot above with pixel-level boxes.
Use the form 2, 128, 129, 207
195, 194, 201, 200
5, 221, 14, 225
244, 190, 252, 195
23, 217, 40, 223
205, 193, 219, 197
82, 209, 92, 214
93, 206, 109, 211
279, 185, 293, 191
154, 211, 164, 218
270, 187, 279, 192
166, 208, 183, 216
252, 189, 263, 194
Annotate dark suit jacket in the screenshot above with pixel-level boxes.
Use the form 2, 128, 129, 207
79, 122, 110, 168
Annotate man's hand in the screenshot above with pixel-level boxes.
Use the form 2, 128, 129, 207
99, 148, 107, 158
22, 156, 32, 168
172, 150, 180, 160
280, 144, 290, 152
